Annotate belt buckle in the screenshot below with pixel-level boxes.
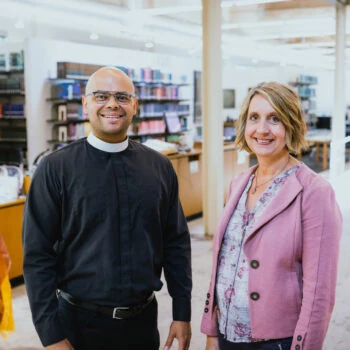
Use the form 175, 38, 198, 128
112, 306, 130, 319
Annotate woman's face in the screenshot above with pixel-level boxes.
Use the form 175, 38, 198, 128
245, 94, 287, 160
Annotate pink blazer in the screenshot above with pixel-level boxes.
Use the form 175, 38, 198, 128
200, 163, 342, 350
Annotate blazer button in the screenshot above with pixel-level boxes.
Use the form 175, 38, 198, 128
205, 300, 209, 305
204, 308, 209, 313
250, 292, 260, 301
207, 293, 210, 298
250, 260, 260, 269
295, 345, 300, 350
297, 335, 302, 341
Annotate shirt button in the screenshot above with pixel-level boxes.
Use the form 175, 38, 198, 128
295, 345, 300, 350
250, 260, 260, 269
205, 300, 209, 305
250, 292, 260, 301
297, 335, 302, 341
204, 308, 209, 313
207, 293, 210, 298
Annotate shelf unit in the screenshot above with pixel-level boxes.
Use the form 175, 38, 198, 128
0, 69, 26, 166
289, 75, 318, 128
131, 80, 190, 142
46, 63, 191, 148
45, 77, 90, 149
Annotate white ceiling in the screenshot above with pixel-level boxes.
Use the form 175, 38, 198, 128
0, 0, 348, 69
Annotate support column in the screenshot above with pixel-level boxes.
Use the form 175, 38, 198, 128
330, 2, 347, 178
202, 0, 224, 236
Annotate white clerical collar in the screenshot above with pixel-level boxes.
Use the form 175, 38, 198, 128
87, 132, 129, 153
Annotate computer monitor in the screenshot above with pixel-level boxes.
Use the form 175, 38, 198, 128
164, 111, 182, 133
223, 89, 235, 109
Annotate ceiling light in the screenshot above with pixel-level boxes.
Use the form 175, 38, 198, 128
223, 20, 282, 30
145, 42, 154, 48
236, 65, 249, 70
89, 33, 99, 40
132, 0, 290, 15
222, 0, 291, 6
133, 5, 201, 16
251, 29, 335, 41
14, 19, 24, 29
222, 16, 332, 31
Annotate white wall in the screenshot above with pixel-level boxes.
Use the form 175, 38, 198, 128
221, 64, 339, 121
24, 37, 199, 167
316, 70, 350, 116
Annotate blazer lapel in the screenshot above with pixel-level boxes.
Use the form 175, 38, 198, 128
245, 170, 303, 242
215, 166, 257, 246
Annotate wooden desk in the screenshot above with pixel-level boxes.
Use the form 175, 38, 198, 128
223, 145, 250, 202
171, 144, 250, 217
0, 198, 25, 280
305, 130, 331, 170
168, 150, 202, 218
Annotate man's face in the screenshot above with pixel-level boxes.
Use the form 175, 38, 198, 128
83, 70, 138, 143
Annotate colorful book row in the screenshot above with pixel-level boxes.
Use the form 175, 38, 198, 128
139, 103, 189, 117
0, 104, 25, 118
0, 77, 24, 91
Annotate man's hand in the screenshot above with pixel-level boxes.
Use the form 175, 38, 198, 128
45, 339, 74, 349
205, 336, 219, 350
164, 321, 191, 350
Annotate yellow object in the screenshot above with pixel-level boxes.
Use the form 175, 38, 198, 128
0, 274, 15, 338
0, 199, 25, 280
23, 175, 32, 195
0, 233, 14, 339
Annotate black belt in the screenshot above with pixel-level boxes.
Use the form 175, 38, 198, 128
261, 337, 293, 344
57, 290, 155, 319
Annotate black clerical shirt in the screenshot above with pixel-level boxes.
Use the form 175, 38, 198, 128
23, 138, 192, 346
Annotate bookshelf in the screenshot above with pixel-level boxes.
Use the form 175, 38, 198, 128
131, 81, 190, 142
46, 78, 90, 149
0, 69, 26, 167
289, 75, 318, 128
46, 62, 191, 148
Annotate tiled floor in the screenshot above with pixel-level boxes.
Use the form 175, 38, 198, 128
1, 168, 350, 350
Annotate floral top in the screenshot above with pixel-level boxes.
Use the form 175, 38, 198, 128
216, 164, 300, 342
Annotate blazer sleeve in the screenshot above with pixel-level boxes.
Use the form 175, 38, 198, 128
292, 180, 342, 350
200, 176, 236, 336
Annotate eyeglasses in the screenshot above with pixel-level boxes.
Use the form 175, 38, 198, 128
86, 90, 137, 105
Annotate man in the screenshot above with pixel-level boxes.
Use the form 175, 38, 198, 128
23, 67, 192, 350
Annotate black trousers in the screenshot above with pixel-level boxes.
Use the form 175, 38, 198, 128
218, 333, 293, 350
58, 296, 160, 350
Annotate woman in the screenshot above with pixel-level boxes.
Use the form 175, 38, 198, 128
201, 82, 342, 350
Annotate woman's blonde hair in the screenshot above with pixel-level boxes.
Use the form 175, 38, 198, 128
234, 82, 308, 155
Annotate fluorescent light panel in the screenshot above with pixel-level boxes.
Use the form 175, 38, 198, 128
222, 16, 333, 30
130, 0, 291, 16
222, 0, 291, 7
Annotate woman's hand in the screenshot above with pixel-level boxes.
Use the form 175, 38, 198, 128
205, 336, 219, 350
